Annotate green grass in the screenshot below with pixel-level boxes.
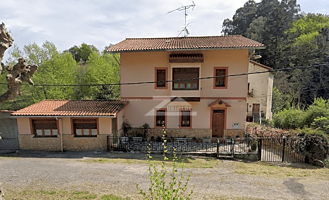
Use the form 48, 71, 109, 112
233, 161, 329, 179
6, 190, 107, 200
83, 156, 222, 169
102, 194, 129, 200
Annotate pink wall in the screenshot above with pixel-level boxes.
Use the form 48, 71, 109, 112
120, 49, 249, 98
16, 117, 114, 135
122, 99, 247, 129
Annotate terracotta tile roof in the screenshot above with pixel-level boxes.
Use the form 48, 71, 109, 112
249, 60, 273, 70
11, 100, 128, 117
106, 35, 265, 53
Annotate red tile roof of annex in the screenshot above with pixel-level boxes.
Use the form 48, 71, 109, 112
11, 100, 128, 117
106, 35, 265, 53
249, 60, 273, 70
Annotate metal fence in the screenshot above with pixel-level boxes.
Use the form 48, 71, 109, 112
107, 136, 307, 163
260, 138, 305, 163
107, 136, 259, 156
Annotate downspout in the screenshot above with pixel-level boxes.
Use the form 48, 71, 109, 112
61, 119, 63, 152
57, 118, 63, 152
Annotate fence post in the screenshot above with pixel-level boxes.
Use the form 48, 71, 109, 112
257, 138, 262, 161
217, 138, 219, 157
282, 138, 286, 162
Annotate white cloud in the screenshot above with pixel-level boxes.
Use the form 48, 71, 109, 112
0, 0, 328, 62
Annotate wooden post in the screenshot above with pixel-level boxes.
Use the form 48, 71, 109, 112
258, 138, 262, 161
282, 138, 286, 162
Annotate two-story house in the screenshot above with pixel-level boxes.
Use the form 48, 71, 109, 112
11, 35, 265, 151
107, 35, 265, 139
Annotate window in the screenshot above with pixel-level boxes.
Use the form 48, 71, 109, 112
180, 109, 191, 128
214, 67, 227, 89
32, 119, 58, 137
173, 68, 199, 90
155, 109, 166, 128
72, 119, 98, 137
155, 68, 167, 89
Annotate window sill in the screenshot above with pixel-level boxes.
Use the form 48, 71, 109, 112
33, 135, 59, 138
213, 86, 227, 89
74, 135, 98, 138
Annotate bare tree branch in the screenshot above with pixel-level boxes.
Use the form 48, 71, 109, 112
0, 22, 14, 74
0, 23, 38, 106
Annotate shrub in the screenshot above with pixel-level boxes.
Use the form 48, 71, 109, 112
273, 108, 306, 129
291, 134, 329, 162
305, 98, 329, 127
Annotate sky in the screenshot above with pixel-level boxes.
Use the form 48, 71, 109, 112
1, 0, 329, 61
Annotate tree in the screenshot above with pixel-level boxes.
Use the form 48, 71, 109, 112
76, 52, 120, 100
67, 43, 99, 62
0, 23, 38, 107
0, 41, 78, 110
222, 0, 258, 36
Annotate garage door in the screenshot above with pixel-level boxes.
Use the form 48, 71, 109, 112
0, 119, 19, 150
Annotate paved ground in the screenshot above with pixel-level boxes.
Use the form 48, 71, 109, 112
0, 151, 328, 200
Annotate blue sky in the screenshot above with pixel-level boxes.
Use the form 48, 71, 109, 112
1, 0, 328, 61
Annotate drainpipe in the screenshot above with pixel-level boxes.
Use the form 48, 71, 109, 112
57, 118, 63, 152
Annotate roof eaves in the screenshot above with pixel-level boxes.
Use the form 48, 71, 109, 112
106, 46, 266, 53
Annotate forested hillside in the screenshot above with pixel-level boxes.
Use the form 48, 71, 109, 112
222, 0, 329, 109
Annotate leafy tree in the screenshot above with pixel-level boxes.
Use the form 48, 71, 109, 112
222, 0, 258, 36
76, 52, 120, 100
1, 42, 78, 110
67, 43, 99, 62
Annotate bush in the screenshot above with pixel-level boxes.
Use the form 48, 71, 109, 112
291, 134, 329, 162
305, 98, 329, 127
273, 108, 306, 129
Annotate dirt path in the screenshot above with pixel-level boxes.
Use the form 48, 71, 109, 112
0, 151, 328, 199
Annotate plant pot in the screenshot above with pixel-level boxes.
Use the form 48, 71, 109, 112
120, 136, 129, 144
133, 137, 143, 142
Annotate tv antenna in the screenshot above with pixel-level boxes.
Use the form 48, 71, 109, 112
168, 1, 196, 37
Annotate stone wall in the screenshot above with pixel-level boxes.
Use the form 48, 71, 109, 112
19, 134, 108, 151
223, 129, 245, 139
19, 134, 61, 151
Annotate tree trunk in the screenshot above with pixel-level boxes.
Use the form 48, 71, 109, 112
0, 23, 38, 106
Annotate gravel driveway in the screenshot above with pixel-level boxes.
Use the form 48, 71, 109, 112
0, 151, 328, 200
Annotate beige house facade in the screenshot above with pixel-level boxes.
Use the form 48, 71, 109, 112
247, 60, 274, 123
12, 35, 267, 152
107, 35, 265, 139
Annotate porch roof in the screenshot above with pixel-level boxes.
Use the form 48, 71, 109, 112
208, 99, 231, 107
11, 100, 128, 117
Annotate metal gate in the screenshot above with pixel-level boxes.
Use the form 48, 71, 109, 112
0, 112, 19, 150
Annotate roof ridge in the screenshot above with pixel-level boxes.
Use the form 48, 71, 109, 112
125, 35, 243, 40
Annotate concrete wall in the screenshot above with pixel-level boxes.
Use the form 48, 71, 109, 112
247, 62, 274, 120
17, 117, 113, 151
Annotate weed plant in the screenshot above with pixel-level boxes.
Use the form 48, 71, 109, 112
136, 130, 194, 200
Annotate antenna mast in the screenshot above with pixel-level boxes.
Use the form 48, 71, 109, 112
168, 1, 196, 37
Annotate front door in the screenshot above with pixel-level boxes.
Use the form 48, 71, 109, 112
212, 110, 225, 138
252, 104, 260, 123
